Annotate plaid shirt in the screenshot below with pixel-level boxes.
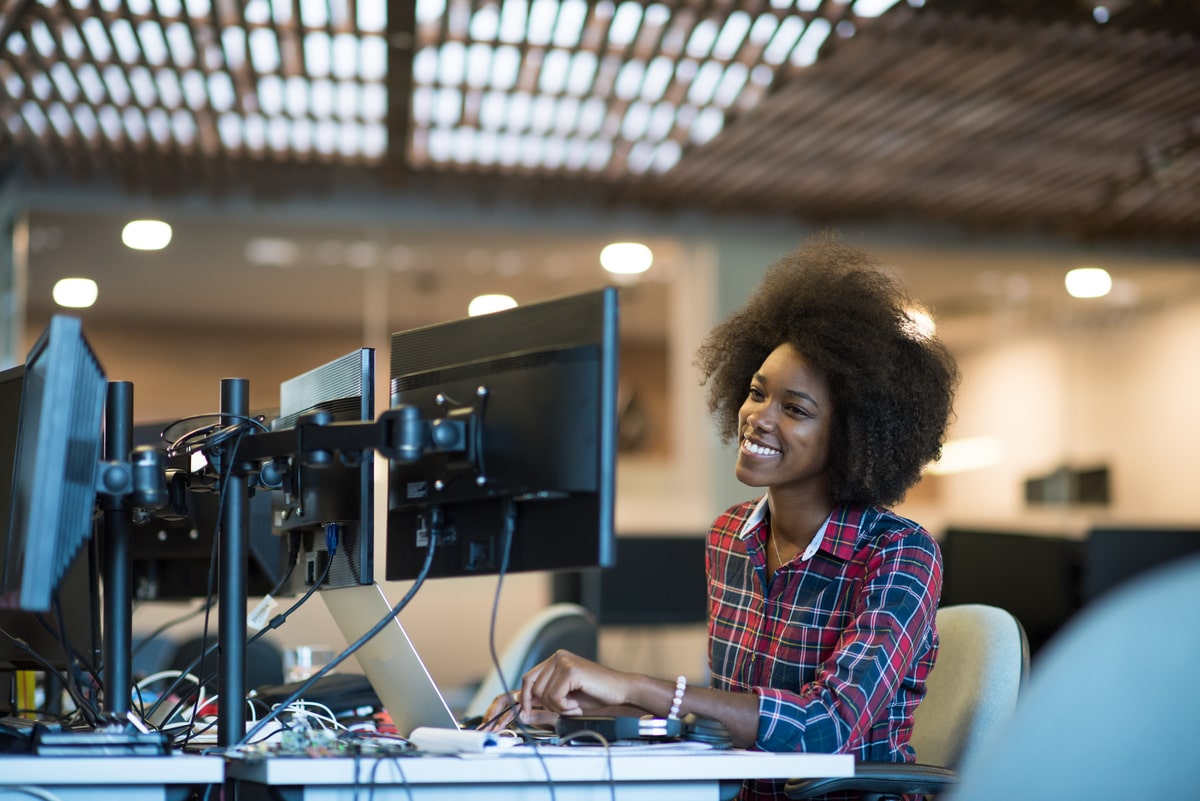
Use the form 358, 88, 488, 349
707, 498, 941, 800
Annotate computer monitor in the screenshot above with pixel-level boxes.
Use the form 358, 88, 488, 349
1083, 527, 1200, 603
0, 316, 107, 613
271, 348, 375, 591
128, 421, 289, 601
0, 364, 96, 672
939, 527, 1084, 656
552, 534, 709, 626
385, 288, 618, 581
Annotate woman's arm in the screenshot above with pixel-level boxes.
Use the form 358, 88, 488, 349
516, 649, 763, 747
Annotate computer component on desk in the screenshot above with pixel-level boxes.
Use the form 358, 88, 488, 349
252, 672, 382, 722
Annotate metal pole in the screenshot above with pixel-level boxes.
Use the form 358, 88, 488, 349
218, 378, 249, 747
101, 380, 133, 716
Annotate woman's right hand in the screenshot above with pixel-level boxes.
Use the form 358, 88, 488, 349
518, 649, 633, 721
476, 689, 558, 732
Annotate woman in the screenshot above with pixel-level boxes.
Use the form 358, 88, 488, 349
488, 235, 959, 800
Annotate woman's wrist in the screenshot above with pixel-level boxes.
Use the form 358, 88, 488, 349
625, 674, 687, 719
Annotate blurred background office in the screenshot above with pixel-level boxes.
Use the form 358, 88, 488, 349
2, 0, 1198, 701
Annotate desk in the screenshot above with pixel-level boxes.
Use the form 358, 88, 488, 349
227, 747, 853, 801
0, 755, 224, 801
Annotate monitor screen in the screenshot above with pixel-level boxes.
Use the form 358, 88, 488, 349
385, 288, 618, 581
1083, 527, 1200, 603
939, 527, 1084, 655
0, 364, 96, 670
0, 316, 107, 613
271, 348, 374, 591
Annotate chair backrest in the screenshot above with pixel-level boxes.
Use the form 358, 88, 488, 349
464, 603, 597, 719
911, 604, 1029, 769
950, 553, 1200, 801
167, 634, 285, 692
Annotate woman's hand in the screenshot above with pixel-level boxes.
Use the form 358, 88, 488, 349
519, 649, 633, 721
476, 689, 558, 732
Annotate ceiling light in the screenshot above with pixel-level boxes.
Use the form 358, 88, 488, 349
122, 219, 172, 250
52, 277, 98, 309
600, 242, 653, 274
852, 0, 903, 18
245, 237, 299, 266
1065, 267, 1112, 299
468, 294, 519, 316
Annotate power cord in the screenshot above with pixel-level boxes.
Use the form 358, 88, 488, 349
234, 517, 443, 749
485, 499, 559, 801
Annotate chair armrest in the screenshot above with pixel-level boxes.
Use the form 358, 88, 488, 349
784, 761, 958, 799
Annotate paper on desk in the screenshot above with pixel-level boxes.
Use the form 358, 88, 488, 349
409, 727, 516, 754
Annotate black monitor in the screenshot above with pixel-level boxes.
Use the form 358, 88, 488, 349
0, 364, 96, 672
0, 316, 107, 613
385, 288, 618, 581
939, 527, 1084, 656
128, 421, 289, 601
552, 534, 708, 625
1083, 527, 1200, 603
271, 348, 374, 591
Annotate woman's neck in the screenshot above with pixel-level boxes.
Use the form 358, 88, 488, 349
765, 488, 834, 550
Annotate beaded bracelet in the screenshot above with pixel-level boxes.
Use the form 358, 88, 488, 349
668, 675, 687, 720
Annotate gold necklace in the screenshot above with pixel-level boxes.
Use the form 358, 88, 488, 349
771, 529, 787, 569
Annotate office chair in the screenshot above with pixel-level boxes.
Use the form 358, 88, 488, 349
463, 603, 598, 720
167, 634, 286, 693
947, 553, 1200, 801
785, 604, 1029, 800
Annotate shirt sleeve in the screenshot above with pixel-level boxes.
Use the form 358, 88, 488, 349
753, 528, 942, 754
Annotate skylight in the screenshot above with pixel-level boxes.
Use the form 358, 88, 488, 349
1, 0, 903, 173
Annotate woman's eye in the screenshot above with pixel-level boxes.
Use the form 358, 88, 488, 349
747, 386, 764, 400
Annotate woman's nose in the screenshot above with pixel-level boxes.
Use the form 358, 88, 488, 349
745, 407, 773, 431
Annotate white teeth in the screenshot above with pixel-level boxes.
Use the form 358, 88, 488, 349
742, 439, 781, 457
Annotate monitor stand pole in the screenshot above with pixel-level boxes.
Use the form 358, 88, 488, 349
217, 378, 249, 748
101, 381, 133, 719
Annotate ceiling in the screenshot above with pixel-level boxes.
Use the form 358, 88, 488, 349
4, 0, 1200, 349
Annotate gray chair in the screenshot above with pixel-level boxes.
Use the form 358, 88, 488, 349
947, 553, 1200, 801
786, 604, 1029, 800
463, 602, 598, 720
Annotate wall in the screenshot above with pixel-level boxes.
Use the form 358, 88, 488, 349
927, 290, 1200, 535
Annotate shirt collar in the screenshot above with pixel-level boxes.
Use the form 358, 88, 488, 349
738, 495, 833, 563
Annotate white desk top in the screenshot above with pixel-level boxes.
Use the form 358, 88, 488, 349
0, 754, 225, 784
226, 747, 853, 785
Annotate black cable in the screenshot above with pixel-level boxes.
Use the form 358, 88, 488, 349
50, 595, 102, 726
485, 499, 558, 801
34, 612, 101, 691
159, 413, 270, 458
0, 626, 99, 724
141, 424, 244, 738
365, 750, 415, 801
558, 729, 617, 801
236, 520, 443, 748
247, 527, 334, 647
178, 428, 243, 750
145, 532, 320, 731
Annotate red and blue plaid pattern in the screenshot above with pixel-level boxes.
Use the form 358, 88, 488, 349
707, 499, 942, 800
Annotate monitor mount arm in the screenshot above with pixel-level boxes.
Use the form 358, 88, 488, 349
205, 381, 484, 748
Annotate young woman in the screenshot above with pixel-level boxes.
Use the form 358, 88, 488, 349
487, 235, 959, 800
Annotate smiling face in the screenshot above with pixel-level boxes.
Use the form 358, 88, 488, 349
735, 343, 834, 501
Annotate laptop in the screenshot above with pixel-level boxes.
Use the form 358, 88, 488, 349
320, 583, 462, 736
